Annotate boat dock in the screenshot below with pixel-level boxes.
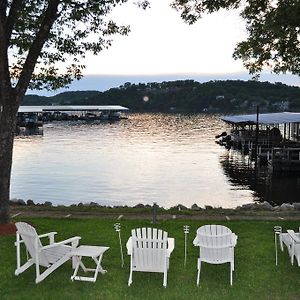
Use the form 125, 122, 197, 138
16, 105, 129, 135
217, 112, 300, 173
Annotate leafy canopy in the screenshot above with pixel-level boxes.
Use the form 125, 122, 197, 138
6, 0, 149, 91
171, 0, 300, 76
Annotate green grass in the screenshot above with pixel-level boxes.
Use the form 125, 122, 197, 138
1, 218, 300, 299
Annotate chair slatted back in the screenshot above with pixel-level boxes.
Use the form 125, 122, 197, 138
15, 222, 49, 266
131, 228, 168, 272
197, 225, 233, 264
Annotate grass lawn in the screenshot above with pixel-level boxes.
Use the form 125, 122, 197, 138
0, 218, 299, 300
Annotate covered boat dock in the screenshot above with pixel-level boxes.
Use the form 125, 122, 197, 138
221, 112, 300, 144
18, 105, 129, 120
16, 105, 129, 135
219, 112, 300, 172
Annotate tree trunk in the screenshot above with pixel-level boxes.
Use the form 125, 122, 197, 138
0, 91, 19, 224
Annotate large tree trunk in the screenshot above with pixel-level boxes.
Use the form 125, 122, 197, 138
0, 90, 19, 224
0, 1, 60, 224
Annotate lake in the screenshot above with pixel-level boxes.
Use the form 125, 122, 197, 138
11, 113, 300, 208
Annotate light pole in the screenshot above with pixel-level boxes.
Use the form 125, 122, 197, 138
114, 223, 124, 268
274, 226, 282, 266
183, 225, 190, 267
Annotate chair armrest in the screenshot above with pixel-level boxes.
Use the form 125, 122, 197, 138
38, 232, 57, 239
38, 232, 57, 244
231, 234, 238, 246
126, 237, 132, 255
40, 236, 81, 251
193, 236, 199, 246
167, 238, 175, 257
287, 230, 300, 243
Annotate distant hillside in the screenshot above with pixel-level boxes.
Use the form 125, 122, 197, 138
51, 91, 101, 105
23, 80, 300, 113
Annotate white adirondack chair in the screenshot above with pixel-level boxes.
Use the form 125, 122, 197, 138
15, 222, 81, 283
280, 229, 300, 266
193, 225, 237, 286
126, 228, 175, 287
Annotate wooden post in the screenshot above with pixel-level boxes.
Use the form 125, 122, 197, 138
254, 105, 259, 160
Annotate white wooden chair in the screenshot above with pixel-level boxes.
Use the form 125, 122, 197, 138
280, 229, 300, 266
193, 225, 237, 286
126, 227, 175, 287
15, 222, 81, 283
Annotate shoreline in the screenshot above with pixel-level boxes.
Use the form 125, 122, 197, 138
9, 199, 300, 221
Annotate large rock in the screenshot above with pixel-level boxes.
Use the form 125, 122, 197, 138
293, 203, 300, 210
280, 203, 294, 211
239, 203, 255, 210
10, 198, 26, 206
177, 204, 188, 211
134, 203, 145, 209
204, 205, 214, 210
257, 201, 273, 211
26, 199, 35, 206
191, 203, 201, 210
238, 202, 273, 211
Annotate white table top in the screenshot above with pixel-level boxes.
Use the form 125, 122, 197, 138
70, 245, 109, 258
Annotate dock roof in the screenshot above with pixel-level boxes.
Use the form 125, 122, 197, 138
18, 105, 129, 113
221, 112, 300, 125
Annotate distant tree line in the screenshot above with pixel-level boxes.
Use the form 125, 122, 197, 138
22, 80, 300, 113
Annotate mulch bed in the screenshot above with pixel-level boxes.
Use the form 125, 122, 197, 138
0, 223, 16, 236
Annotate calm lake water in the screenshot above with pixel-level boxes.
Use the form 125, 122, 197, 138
11, 113, 300, 208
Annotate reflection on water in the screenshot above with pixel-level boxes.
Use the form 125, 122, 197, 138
219, 149, 300, 206
11, 113, 300, 208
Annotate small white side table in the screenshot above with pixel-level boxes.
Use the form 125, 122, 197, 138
70, 245, 109, 282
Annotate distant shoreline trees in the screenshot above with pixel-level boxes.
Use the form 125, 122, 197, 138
23, 80, 300, 113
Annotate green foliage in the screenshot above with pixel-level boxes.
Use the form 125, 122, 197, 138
171, 0, 300, 77
23, 80, 300, 113
6, 0, 132, 91
1, 218, 300, 299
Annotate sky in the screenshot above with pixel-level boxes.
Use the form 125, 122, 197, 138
30, 0, 300, 96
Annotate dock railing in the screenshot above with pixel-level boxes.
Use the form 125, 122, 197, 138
271, 147, 300, 161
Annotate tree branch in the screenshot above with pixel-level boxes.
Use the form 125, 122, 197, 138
0, 0, 12, 100
15, 0, 60, 98
5, 0, 24, 43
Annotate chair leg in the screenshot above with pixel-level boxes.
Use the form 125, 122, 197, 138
163, 270, 167, 288
196, 259, 201, 286
296, 255, 300, 267
71, 239, 80, 269
128, 258, 133, 286
36, 255, 70, 283
230, 262, 233, 286
15, 260, 34, 276
71, 255, 81, 281
128, 269, 133, 286
279, 235, 284, 252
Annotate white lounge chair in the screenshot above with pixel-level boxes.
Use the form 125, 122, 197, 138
126, 227, 175, 287
15, 222, 81, 283
193, 225, 237, 286
280, 229, 300, 266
